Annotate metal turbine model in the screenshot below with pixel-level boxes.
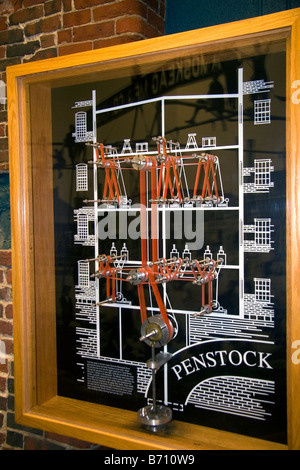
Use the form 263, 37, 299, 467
83, 136, 223, 430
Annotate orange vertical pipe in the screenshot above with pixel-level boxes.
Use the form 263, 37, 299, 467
151, 159, 158, 266
137, 284, 147, 323
140, 170, 147, 266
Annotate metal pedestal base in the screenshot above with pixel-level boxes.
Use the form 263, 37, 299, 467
138, 404, 172, 433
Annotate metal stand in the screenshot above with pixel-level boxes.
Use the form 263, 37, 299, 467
138, 345, 172, 432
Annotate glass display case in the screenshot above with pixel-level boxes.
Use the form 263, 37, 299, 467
7, 8, 300, 450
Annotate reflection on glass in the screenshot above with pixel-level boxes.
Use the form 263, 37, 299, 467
52, 40, 287, 443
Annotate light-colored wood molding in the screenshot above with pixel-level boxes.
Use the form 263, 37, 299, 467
30, 84, 57, 405
18, 396, 286, 450
7, 8, 300, 450
6, 8, 299, 81
286, 12, 300, 451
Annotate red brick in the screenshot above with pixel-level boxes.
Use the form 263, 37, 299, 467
93, 0, 147, 22
160, 0, 166, 18
0, 27, 23, 46
62, 0, 72, 12
58, 41, 93, 56
45, 431, 95, 449
0, 2, 14, 15
144, 0, 165, 17
74, 0, 109, 9
93, 33, 143, 49
57, 28, 72, 44
5, 430, 23, 449
24, 47, 57, 61
23, 0, 45, 6
6, 269, 12, 285
0, 250, 11, 267
63, 9, 91, 28
0, 304, 3, 318
9, 5, 44, 26
116, 16, 158, 38
0, 124, 6, 137
0, 17, 8, 32
0, 151, 9, 165
0, 361, 8, 374
24, 14, 61, 37
24, 435, 66, 450
24, 21, 40, 37
0, 110, 7, 122
147, 7, 164, 34
12, 0, 23, 11
40, 14, 61, 33
0, 150, 8, 165
145, 0, 160, 12
0, 395, 7, 411
0, 269, 3, 283
7, 40, 40, 58
0, 138, 8, 151
0, 287, 12, 301
0, 319, 13, 336
4, 303, 13, 320
0, 433, 5, 446
1, 337, 13, 355
0, 376, 6, 393
73, 21, 114, 42
44, 0, 62, 17
40, 33, 56, 48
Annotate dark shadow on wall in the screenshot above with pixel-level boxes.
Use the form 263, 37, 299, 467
165, 0, 299, 35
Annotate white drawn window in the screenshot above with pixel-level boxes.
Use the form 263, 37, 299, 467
202, 137, 216, 147
254, 99, 271, 124
78, 261, 89, 287
76, 163, 88, 191
77, 213, 88, 240
136, 142, 148, 153
75, 111, 87, 140
255, 159, 272, 186
255, 218, 272, 246
254, 278, 271, 303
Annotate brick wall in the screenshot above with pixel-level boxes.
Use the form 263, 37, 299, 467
0, 0, 165, 451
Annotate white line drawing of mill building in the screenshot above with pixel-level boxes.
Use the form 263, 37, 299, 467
72, 68, 278, 367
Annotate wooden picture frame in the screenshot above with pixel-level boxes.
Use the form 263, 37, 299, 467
7, 8, 300, 450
